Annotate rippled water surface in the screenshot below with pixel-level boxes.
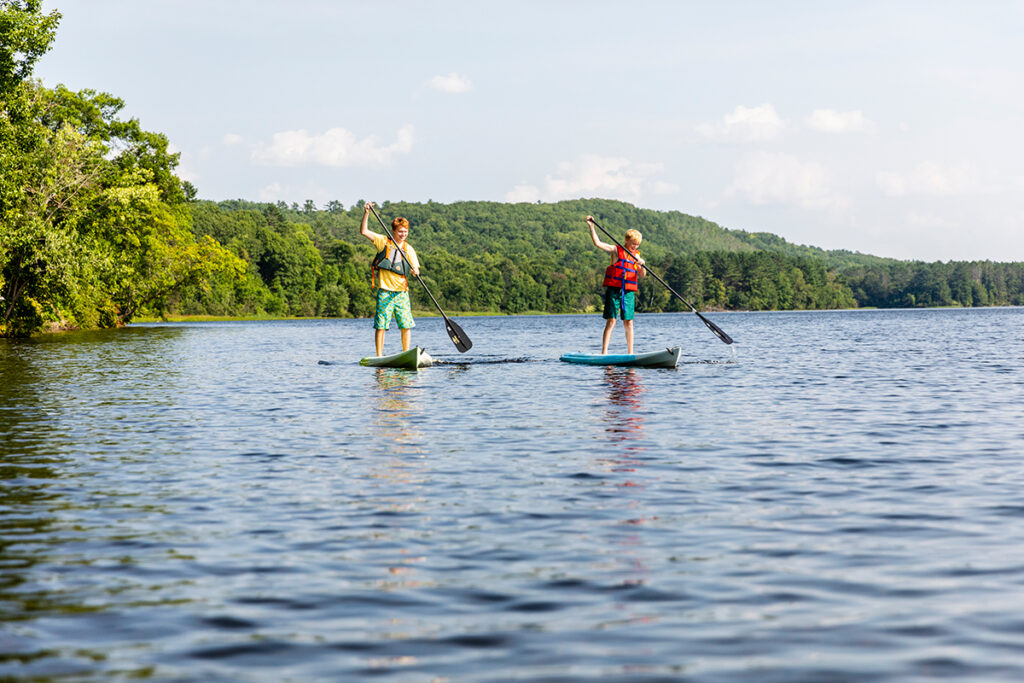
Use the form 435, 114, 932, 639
3, 309, 1024, 680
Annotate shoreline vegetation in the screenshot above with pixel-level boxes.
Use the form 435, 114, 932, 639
10, 191, 1024, 340
129, 309, 556, 324
130, 304, 1011, 326
4, 4, 1024, 339
10, 195, 1022, 338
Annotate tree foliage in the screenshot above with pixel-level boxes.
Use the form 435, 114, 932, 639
0, 1, 241, 336
175, 198, 1023, 319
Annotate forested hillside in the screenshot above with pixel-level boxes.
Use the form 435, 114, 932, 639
166, 198, 1024, 321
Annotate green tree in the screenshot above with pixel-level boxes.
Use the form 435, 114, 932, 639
1, 3, 241, 336
0, 1, 59, 95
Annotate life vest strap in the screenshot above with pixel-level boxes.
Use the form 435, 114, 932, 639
370, 239, 411, 290
602, 245, 640, 292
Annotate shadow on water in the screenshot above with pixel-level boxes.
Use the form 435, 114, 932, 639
432, 354, 533, 365
0, 340, 68, 610
0, 338, 117, 671
318, 355, 534, 366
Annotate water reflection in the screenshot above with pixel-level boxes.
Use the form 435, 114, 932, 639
366, 369, 432, 592
0, 333, 190, 632
0, 340, 67, 623
599, 366, 649, 480
371, 368, 424, 452
602, 367, 646, 444
596, 368, 657, 592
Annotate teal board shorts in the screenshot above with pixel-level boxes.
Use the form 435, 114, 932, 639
603, 287, 636, 321
374, 289, 415, 330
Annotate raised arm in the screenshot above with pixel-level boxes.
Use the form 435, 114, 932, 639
360, 202, 381, 242
586, 215, 615, 253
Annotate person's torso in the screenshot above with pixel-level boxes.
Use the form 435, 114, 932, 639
373, 236, 418, 291
603, 246, 640, 291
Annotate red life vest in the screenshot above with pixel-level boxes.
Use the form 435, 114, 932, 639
602, 246, 640, 292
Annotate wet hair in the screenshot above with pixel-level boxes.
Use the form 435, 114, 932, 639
392, 217, 410, 230
625, 229, 642, 244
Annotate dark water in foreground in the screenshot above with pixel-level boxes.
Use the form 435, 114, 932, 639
2, 309, 1024, 681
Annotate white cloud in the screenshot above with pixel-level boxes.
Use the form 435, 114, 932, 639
258, 182, 283, 202
905, 211, 958, 229
168, 143, 198, 182
805, 109, 870, 133
934, 67, 1021, 103
222, 133, 244, 146
252, 125, 414, 167
696, 104, 785, 142
876, 163, 976, 197
505, 155, 678, 203
428, 72, 472, 94
505, 184, 541, 203
729, 151, 847, 210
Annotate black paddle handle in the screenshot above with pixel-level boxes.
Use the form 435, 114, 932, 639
589, 218, 734, 345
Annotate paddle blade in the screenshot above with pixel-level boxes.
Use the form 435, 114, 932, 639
444, 316, 473, 352
697, 312, 733, 345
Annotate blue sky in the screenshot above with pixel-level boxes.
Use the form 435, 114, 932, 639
36, 1, 1024, 262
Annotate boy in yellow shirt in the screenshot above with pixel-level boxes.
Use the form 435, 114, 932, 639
360, 202, 421, 356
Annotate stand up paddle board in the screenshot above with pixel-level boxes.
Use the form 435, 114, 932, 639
359, 347, 433, 369
559, 347, 681, 368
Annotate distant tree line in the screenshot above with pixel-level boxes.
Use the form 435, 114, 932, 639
841, 260, 1024, 308
164, 199, 860, 318
163, 198, 1023, 321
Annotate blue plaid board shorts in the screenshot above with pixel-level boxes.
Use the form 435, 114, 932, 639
374, 289, 415, 330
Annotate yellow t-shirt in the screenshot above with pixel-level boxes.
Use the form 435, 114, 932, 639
372, 234, 420, 292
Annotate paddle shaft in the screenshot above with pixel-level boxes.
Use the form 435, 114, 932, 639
367, 204, 472, 351
589, 218, 734, 345
368, 205, 445, 312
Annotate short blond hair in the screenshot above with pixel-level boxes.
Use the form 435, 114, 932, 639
392, 217, 410, 230
625, 229, 642, 244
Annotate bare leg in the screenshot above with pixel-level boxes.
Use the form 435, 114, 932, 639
375, 329, 385, 356
623, 319, 635, 354
400, 328, 411, 352
601, 318, 616, 354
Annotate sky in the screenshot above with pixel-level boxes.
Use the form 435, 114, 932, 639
34, 1, 1024, 262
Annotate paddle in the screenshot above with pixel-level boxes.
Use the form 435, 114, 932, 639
588, 218, 734, 345
367, 204, 472, 353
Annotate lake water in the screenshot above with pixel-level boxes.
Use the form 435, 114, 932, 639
2, 308, 1024, 680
